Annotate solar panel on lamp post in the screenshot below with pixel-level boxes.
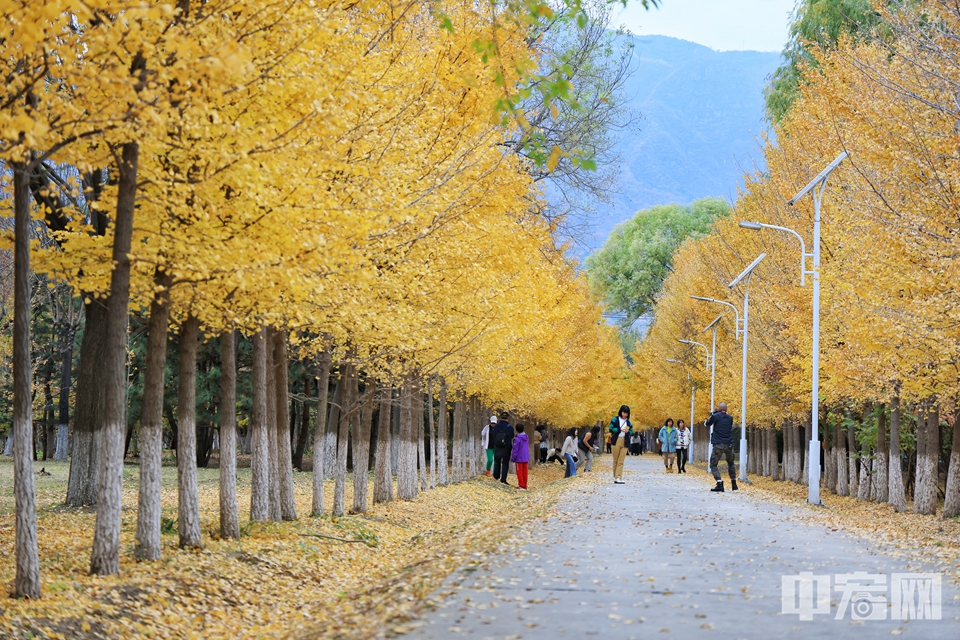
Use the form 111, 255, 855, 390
739, 150, 848, 506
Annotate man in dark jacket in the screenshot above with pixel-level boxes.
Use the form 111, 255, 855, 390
705, 402, 738, 492
491, 411, 515, 484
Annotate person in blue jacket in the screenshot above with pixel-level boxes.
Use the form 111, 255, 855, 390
658, 418, 678, 472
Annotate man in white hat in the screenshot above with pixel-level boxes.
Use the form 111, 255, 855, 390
482, 415, 497, 476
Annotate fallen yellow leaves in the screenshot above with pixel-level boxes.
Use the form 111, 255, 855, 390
0, 459, 573, 639
735, 472, 960, 586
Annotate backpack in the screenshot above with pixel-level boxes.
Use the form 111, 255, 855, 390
493, 424, 511, 449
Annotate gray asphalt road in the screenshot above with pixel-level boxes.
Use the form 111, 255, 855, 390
409, 454, 960, 640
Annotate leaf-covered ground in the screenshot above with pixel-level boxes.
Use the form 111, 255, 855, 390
0, 458, 572, 639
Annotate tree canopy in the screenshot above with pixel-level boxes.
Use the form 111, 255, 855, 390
584, 197, 729, 324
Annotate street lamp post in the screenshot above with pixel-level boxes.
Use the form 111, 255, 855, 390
739, 150, 847, 506
700, 315, 723, 462
690, 297, 745, 470
678, 339, 711, 462
726, 254, 766, 481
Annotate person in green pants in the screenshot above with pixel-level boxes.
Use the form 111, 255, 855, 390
482, 416, 496, 476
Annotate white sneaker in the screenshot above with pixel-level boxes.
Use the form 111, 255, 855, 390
614, 478, 625, 484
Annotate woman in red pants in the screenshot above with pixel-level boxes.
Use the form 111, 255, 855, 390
511, 424, 530, 490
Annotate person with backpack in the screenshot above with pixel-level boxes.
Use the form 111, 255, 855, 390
561, 427, 579, 478
491, 411, 515, 485
510, 424, 530, 490
481, 416, 496, 476
658, 418, 678, 472
576, 425, 600, 472
608, 405, 633, 484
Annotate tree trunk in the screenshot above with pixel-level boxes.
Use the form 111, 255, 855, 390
352, 380, 373, 513
418, 387, 428, 491
53, 307, 75, 462
943, 407, 960, 518
836, 419, 848, 496
428, 378, 436, 490
176, 316, 202, 549
847, 413, 858, 498
396, 376, 419, 500
889, 396, 908, 512
773, 429, 781, 480
12, 162, 40, 597
790, 420, 802, 483
219, 330, 240, 539
311, 349, 332, 516
250, 328, 271, 521
437, 382, 449, 486
333, 363, 355, 516
823, 416, 835, 493
914, 401, 939, 515
451, 399, 466, 483
272, 331, 297, 521
90, 141, 139, 576
293, 374, 311, 471
875, 404, 889, 503
858, 447, 872, 501
135, 271, 172, 560
373, 383, 394, 505
465, 397, 475, 479
264, 329, 281, 521
42, 369, 53, 461
65, 298, 107, 506
325, 374, 342, 480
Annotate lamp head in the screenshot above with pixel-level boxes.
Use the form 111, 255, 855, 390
666, 359, 681, 363
678, 339, 692, 345
739, 221, 763, 230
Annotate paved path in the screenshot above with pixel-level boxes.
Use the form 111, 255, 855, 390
411, 455, 960, 640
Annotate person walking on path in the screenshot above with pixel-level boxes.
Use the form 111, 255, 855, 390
482, 416, 496, 476
511, 424, 530, 490
705, 403, 737, 492
608, 405, 633, 484
640, 433, 647, 455
658, 418, 678, 471
604, 429, 612, 453
492, 412, 515, 485
676, 420, 690, 473
577, 425, 600, 472
561, 427, 579, 478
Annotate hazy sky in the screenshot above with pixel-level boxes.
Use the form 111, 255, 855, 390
615, 0, 797, 52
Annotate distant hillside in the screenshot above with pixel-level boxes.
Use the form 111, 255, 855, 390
585, 35, 780, 252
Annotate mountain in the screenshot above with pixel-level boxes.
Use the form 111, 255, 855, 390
585, 35, 781, 252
